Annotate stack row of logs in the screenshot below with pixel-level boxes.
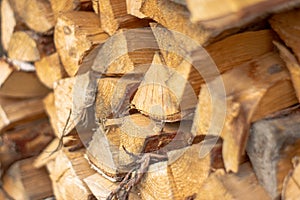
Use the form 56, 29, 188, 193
1, 0, 300, 199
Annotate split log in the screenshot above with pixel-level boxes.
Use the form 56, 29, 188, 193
137, 142, 217, 199
0, 59, 49, 98
8, 0, 55, 33
196, 163, 270, 200
2, 157, 53, 200
0, 97, 46, 133
35, 52, 67, 89
131, 52, 198, 122
1, 0, 16, 51
46, 149, 96, 200
95, 77, 140, 119
53, 77, 76, 138
8, 31, 40, 62
282, 157, 300, 200
96, 0, 151, 35
54, 11, 109, 76
126, 0, 146, 18
0, 118, 54, 177
274, 42, 300, 102
86, 113, 194, 180
80, 28, 156, 76
84, 173, 140, 199
7, 31, 55, 62
185, 0, 300, 31
192, 52, 298, 173
138, 0, 213, 44
270, 8, 300, 62
50, 0, 93, 21
43, 93, 60, 137
246, 110, 300, 199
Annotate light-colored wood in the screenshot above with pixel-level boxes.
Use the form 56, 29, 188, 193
53, 77, 76, 138
0, 59, 49, 98
282, 157, 300, 200
0, 97, 46, 133
8, 31, 40, 62
2, 157, 53, 200
50, 0, 93, 21
43, 93, 60, 137
1, 0, 16, 51
55, 11, 109, 76
97, 0, 151, 35
196, 163, 270, 200
274, 42, 300, 103
35, 53, 67, 89
192, 52, 298, 173
137, 142, 216, 199
95, 77, 140, 119
246, 111, 300, 199
8, 0, 55, 33
131, 52, 197, 122
46, 149, 95, 200
140, 0, 213, 44
186, 0, 300, 31
126, 0, 146, 18
270, 8, 300, 62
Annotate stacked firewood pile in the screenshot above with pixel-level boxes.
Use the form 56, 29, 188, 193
1, 0, 300, 199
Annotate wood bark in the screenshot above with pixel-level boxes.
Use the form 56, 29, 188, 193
192, 51, 298, 173
0, 118, 54, 177
246, 110, 300, 199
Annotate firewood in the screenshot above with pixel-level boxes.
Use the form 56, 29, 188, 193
95, 0, 151, 35
0, 118, 54, 177
84, 172, 141, 199
246, 110, 300, 199
8, 31, 55, 62
196, 163, 270, 200
54, 11, 109, 76
7, 31, 40, 62
80, 28, 156, 76
131, 52, 197, 122
50, 0, 93, 21
43, 93, 60, 137
137, 142, 215, 199
0, 97, 46, 133
186, 0, 300, 32
0, 59, 49, 98
2, 157, 53, 200
270, 8, 300, 62
192, 52, 298, 173
126, 0, 146, 18
35, 53, 67, 89
1, 0, 16, 51
86, 112, 193, 180
282, 157, 300, 200
274, 42, 300, 102
139, 0, 213, 44
8, 0, 55, 33
53, 77, 76, 137
95, 77, 140, 119
46, 149, 95, 200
